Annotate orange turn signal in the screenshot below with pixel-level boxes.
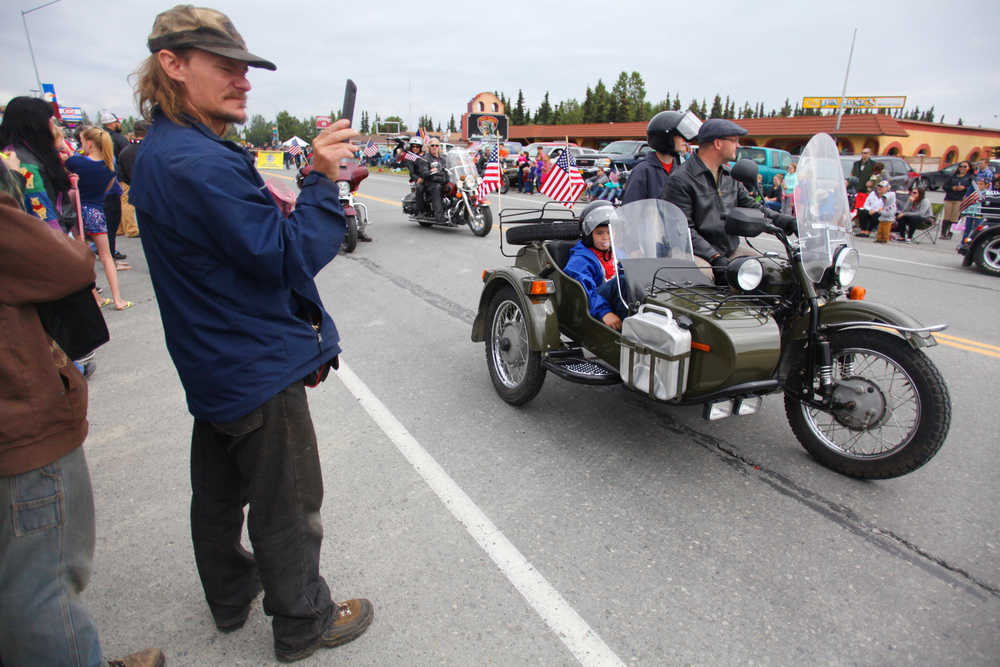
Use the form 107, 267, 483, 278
848, 286, 866, 300
691, 341, 711, 352
456, 191, 463, 198
528, 280, 554, 295
482, 270, 489, 282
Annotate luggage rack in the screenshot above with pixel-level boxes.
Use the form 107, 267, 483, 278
649, 269, 782, 322
498, 204, 581, 257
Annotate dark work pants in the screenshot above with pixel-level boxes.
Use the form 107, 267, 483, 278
190, 382, 333, 654
428, 181, 445, 221
104, 193, 121, 255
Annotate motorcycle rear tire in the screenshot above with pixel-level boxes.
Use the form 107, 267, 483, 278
343, 215, 358, 253
784, 329, 950, 479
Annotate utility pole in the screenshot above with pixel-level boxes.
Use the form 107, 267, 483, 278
834, 28, 858, 135
21, 0, 63, 97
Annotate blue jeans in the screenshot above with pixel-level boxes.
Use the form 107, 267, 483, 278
0, 447, 103, 666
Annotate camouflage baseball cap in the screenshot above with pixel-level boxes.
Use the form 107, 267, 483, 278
147, 5, 276, 71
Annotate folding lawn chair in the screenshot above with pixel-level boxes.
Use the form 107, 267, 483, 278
911, 207, 941, 244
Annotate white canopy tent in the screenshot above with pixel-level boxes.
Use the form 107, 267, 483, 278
281, 136, 309, 148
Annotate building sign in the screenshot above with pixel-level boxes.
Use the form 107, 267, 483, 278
803, 96, 906, 110
467, 113, 508, 141
315, 115, 332, 129
255, 150, 284, 170
59, 106, 83, 124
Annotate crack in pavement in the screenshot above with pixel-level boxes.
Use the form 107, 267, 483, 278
349, 253, 999, 602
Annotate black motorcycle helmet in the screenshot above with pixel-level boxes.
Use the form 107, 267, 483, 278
646, 110, 703, 158
580, 200, 616, 248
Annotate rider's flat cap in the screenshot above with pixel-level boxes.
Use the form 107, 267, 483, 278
147, 5, 276, 71
696, 118, 748, 143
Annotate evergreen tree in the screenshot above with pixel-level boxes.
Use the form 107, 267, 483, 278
448, 114, 457, 132
581, 86, 593, 123
436, 123, 442, 132
611, 71, 631, 122
535, 92, 552, 125
779, 98, 792, 117
710, 94, 723, 118
672, 94, 681, 111
513, 89, 527, 125
359, 110, 370, 134
699, 98, 707, 118
688, 98, 700, 115
592, 79, 610, 122
627, 71, 647, 121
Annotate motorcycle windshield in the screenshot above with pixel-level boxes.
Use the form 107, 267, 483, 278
794, 133, 853, 283
446, 149, 479, 185
609, 199, 700, 303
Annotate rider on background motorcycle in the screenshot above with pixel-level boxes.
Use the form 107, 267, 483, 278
661, 118, 781, 281
622, 110, 700, 205
417, 138, 449, 223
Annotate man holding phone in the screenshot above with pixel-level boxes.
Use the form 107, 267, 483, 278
129, 6, 372, 662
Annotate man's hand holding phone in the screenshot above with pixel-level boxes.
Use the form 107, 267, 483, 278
311, 119, 358, 182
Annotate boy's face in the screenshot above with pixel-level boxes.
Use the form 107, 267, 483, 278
592, 226, 611, 250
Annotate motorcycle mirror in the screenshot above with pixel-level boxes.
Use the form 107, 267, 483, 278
724, 207, 767, 238
731, 158, 759, 192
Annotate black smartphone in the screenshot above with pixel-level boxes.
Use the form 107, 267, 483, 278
341, 79, 357, 125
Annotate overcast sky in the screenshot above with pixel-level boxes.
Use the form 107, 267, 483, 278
2, 0, 998, 133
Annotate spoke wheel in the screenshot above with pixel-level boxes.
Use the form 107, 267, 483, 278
785, 330, 950, 479
974, 236, 1000, 276
485, 287, 545, 405
468, 205, 493, 237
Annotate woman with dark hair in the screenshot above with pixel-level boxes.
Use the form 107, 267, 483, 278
895, 187, 933, 242
0, 96, 72, 230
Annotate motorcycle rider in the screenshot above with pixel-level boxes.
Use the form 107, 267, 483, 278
417, 138, 449, 223
622, 110, 701, 205
661, 118, 777, 281
563, 200, 628, 331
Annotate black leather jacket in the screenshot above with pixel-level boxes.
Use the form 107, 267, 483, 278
417, 151, 449, 184
661, 152, 770, 260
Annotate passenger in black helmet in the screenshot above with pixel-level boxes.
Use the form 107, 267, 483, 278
563, 201, 628, 331
621, 110, 702, 205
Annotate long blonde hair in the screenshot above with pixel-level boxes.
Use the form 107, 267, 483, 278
133, 50, 192, 126
80, 126, 114, 171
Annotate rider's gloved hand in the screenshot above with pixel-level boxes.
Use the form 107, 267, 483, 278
710, 254, 731, 285
774, 213, 797, 235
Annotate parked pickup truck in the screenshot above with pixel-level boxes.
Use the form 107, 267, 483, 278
728, 146, 794, 186
576, 140, 653, 179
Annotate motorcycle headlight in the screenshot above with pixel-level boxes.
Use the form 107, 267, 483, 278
833, 246, 859, 287
727, 257, 764, 291
337, 181, 351, 197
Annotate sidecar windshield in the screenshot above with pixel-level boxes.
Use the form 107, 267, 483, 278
610, 199, 695, 262
609, 199, 704, 304
446, 148, 479, 184
794, 133, 853, 283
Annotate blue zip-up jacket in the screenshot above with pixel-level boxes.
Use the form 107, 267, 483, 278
129, 113, 345, 422
622, 151, 673, 205
563, 241, 613, 319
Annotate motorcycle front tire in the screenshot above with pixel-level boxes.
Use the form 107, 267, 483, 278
467, 205, 493, 237
343, 215, 358, 253
784, 329, 950, 479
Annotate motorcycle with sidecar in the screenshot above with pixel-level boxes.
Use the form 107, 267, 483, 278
471, 133, 951, 479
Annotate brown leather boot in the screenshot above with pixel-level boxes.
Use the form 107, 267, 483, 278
275, 598, 374, 663
107, 648, 165, 667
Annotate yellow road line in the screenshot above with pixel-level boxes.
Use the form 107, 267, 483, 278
933, 337, 1000, 358
934, 332, 1000, 352
357, 193, 401, 207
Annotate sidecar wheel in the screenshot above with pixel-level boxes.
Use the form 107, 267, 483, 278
468, 206, 493, 237
485, 286, 546, 405
343, 215, 358, 253
784, 329, 950, 479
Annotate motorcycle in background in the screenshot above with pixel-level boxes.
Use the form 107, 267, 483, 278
402, 149, 493, 237
297, 157, 370, 253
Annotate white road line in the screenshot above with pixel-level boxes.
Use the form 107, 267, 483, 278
335, 361, 625, 667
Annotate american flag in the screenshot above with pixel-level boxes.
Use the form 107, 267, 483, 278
540, 146, 585, 207
288, 144, 303, 156
959, 184, 981, 214
476, 144, 501, 199
362, 139, 379, 158
404, 151, 421, 162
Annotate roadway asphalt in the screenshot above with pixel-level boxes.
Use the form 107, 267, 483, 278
83, 167, 999, 666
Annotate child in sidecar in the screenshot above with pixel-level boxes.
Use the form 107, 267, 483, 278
562, 201, 628, 331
